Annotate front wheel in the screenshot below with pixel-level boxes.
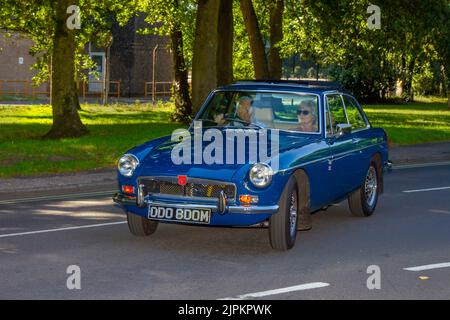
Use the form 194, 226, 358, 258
269, 178, 298, 250
127, 212, 158, 236
348, 161, 379, 217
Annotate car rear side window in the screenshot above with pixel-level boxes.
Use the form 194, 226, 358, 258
342, 95, 368, 130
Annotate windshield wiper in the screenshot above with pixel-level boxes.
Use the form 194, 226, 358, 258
222, 117, 264, 129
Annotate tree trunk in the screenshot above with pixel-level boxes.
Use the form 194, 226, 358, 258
45, 0, 88, 139
240, 0, 269, 79
216, 0, 233, 86
268, 0, 283, 80
170, 21, 193, 124
191, 0, 220, 114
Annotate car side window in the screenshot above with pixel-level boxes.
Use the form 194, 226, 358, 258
325, 107, 333, 136
326, 94, 348, 133
342, 95, 367, 130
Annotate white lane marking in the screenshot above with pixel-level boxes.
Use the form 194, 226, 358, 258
0, 221, 126, 238
403, 262, 450, 272
403, 186, 450, 193
429, 209, 450, 215
218, 282, 330, 300
0, 190, 116, 205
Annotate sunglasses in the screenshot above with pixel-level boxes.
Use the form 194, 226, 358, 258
297, 110, 311, 116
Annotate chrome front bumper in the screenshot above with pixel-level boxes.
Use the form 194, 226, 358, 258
113, 192, 279, 215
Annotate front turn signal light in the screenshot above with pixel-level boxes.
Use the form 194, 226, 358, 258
239, 195, 259, 205
122, 185, 135, 194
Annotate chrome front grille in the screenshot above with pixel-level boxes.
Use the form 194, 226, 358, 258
139, 177, 236, 200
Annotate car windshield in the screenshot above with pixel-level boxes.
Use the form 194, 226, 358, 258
196, 91, 320, 133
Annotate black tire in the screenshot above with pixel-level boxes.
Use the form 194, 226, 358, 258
127, 212, 158, 236
269, 177, 298, 250
348, 160, 380, 217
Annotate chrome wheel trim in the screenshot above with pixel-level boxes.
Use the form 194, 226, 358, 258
365, 166, 378, 208
289, 190, 298, 238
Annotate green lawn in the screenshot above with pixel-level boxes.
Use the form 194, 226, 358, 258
0, 97, 449, 178
0, 103, 180, 178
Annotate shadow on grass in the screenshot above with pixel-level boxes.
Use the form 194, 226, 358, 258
0, 122, 183, 142
368, 112, 450, 127
364, 101, 448, 111
0, 122, 183, 177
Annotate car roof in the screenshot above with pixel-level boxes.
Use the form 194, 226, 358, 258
218, 80, 349, 95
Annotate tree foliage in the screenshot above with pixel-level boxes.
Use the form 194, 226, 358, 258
0, 0, 138, 137
282, 0, 450, 101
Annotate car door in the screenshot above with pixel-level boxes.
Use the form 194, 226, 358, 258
325, 94, 361, 200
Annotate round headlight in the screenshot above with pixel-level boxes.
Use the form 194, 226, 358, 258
249, 163, 274, 188
118, 154, 139, 177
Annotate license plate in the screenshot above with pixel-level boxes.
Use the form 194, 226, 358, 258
148, 206, 211, 224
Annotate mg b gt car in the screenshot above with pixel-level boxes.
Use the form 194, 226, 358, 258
113, 80, 390, 250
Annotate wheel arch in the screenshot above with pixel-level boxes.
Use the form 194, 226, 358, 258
292, 169, 311, 214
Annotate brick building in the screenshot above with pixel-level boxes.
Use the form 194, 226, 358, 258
0, 14, 173, 98
0, 32, 48, 96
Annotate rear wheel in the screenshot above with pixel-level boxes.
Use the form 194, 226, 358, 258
269, 178, 298, 250
127, 212, 158, 236
348, 161, 379, 217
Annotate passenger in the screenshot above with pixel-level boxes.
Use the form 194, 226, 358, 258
293, 100, 318, 132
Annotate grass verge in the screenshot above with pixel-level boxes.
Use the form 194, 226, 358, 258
0, 103, 179, 178
0, 97, 449, 178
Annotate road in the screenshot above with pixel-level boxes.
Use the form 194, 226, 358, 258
0, 165, 449, 299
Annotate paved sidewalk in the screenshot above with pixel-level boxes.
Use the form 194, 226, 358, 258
389, 141, 450, 164
0, 141, 449, 198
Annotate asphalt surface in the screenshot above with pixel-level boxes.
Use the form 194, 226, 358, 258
0, 165, 449, 300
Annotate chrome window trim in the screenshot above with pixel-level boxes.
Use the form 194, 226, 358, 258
339, 94, 350, 124
324, 92, 349, 138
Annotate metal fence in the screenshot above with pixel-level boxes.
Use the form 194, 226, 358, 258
76, 80, 121, 99
144, 81, 173, 101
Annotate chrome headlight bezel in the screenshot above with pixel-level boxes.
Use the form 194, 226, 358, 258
118, 154, 139, 177
249, 163, 274, 188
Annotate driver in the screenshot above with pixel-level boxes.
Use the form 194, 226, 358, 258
214, 95, 257, 126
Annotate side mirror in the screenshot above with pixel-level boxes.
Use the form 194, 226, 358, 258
336, 123, 352, 137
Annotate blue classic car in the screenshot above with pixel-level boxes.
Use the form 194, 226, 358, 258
113, 80, 390, 250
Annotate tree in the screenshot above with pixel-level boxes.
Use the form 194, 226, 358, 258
216, 0, 234, 86
240, 0, 269, 79
170, 23, 194, 123
0, 0, 87, 138
191, 0, 221, 112
46, 0, 88, 138
0, 0, 136, 138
